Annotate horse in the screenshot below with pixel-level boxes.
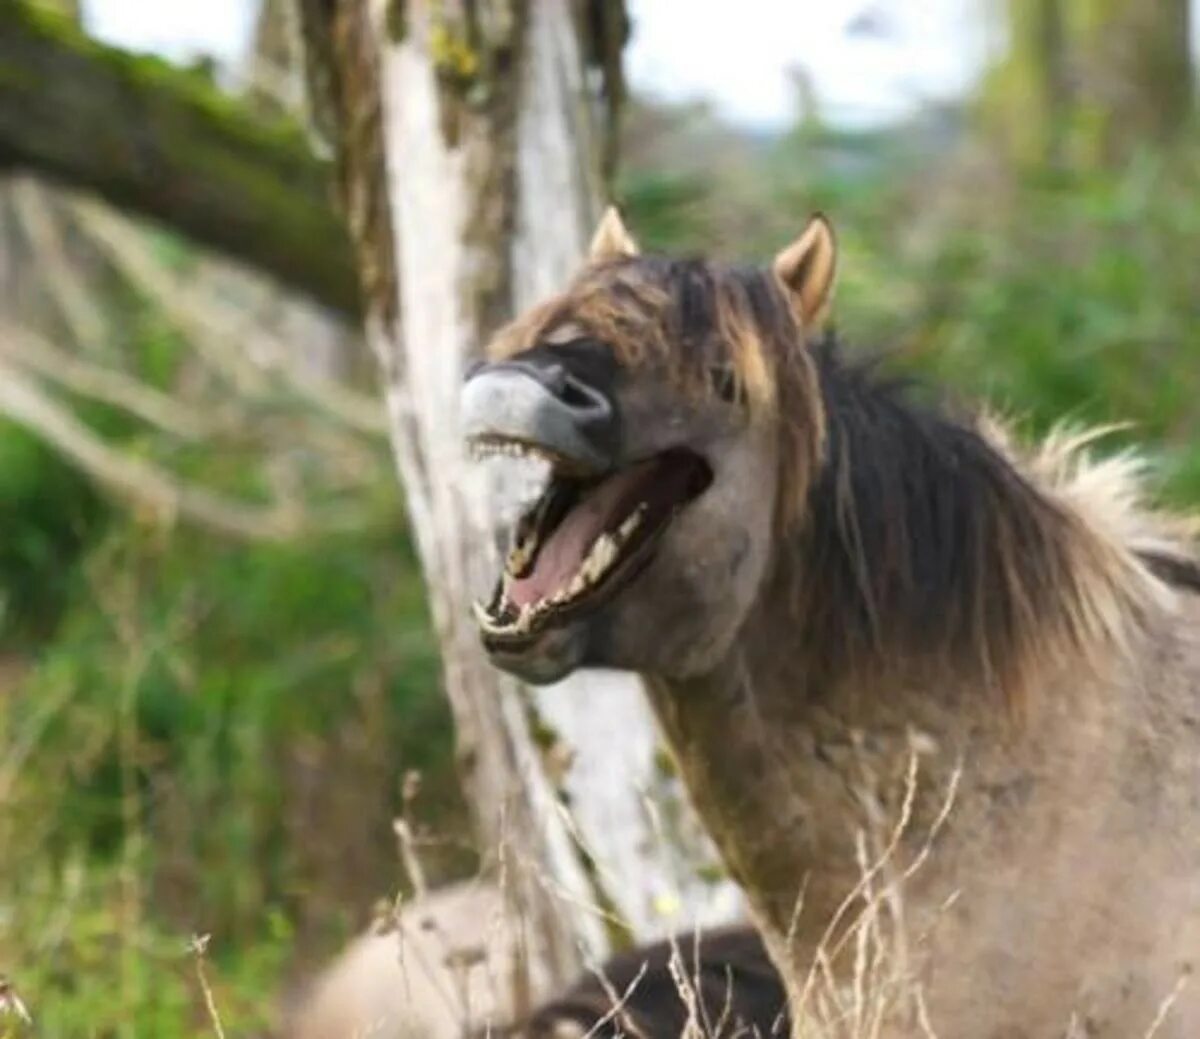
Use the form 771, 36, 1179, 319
461, 208, 1200, 1036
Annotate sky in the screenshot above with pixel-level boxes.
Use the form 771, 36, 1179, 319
83, 0, 1200, 130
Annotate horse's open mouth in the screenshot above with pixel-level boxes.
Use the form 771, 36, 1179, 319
469, 441, 712, 649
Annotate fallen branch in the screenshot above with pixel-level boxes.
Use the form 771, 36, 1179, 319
0, 3, 359, 315
75, 202, 388, 435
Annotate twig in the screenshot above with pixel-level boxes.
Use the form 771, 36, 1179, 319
583, 961, 649, 1039
74, 201, 270, 393
1143, 973, 1189, 1038
9, 177, 109, 352
188, 935, 227, 1039
393, 818, 429, 900
0, 324, 214, 439
0, 975, 33, 1031
75, 201, 388, 435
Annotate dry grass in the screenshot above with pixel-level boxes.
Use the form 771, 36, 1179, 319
359, 737, 1190, 1039
357, 744, 950, 1039
188, 934, 229, 1039
0, 975, 33, 1037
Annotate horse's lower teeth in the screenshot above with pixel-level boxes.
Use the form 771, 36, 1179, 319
618, 504, 646, 540
479, 502, 650, 635
472, 600, 503, 633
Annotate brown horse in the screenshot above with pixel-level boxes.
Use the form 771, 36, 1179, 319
461, 209, 1200, 1036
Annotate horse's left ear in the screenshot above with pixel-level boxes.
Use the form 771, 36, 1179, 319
588, 205, 640, 261
772, 214, 837, 329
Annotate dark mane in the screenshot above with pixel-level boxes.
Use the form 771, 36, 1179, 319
784, 335, 1154, 697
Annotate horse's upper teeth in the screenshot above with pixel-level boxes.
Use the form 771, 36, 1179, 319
506, 489, 557, 577
469, 437, 555, 466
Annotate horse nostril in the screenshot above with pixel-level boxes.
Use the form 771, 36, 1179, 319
558, 376, 600, 411
541, 366, 601, 413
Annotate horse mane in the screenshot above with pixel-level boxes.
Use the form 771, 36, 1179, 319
786, 337, 1196, 700
486, 253, 1198, 701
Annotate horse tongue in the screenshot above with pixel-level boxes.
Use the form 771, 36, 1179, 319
506, 460, 659, 609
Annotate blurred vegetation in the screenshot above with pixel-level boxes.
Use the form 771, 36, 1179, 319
0, 477, 469, 1033
0, 221, 468, 1033
2, 5, 1199, 1035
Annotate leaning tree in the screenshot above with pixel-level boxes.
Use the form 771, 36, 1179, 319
291, 0, 740, 985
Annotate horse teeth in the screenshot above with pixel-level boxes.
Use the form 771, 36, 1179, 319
467, 436, 562, 472
472, 600, 504, 633
588, 533, 618, 574
618, 505, 646, 542
528, 530, 624, 611
507, 539, 534, 575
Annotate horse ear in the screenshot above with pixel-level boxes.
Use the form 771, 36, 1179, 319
588, 206, 640, 261
772, 214, 837, 328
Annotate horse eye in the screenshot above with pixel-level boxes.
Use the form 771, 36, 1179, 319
709, 366, 739, 403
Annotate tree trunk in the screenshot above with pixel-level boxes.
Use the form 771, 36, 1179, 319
984, 0, 1194, 169
299, 0, 739, 991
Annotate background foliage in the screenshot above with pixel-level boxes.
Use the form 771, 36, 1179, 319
2, 2, 1198, 1034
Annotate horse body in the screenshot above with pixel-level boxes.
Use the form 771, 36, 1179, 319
651, 592, 1200, 1035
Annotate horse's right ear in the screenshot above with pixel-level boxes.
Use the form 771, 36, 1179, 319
772, 214, 837, 329
588, 206, 640, 261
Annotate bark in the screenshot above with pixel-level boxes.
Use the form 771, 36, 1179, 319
0, 3, 358, 314
300, 0, 739, 990
247, 0, 309, 115
984, 0, 1194, 169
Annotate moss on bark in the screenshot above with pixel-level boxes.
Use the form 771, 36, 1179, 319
0, 3, 359, 315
